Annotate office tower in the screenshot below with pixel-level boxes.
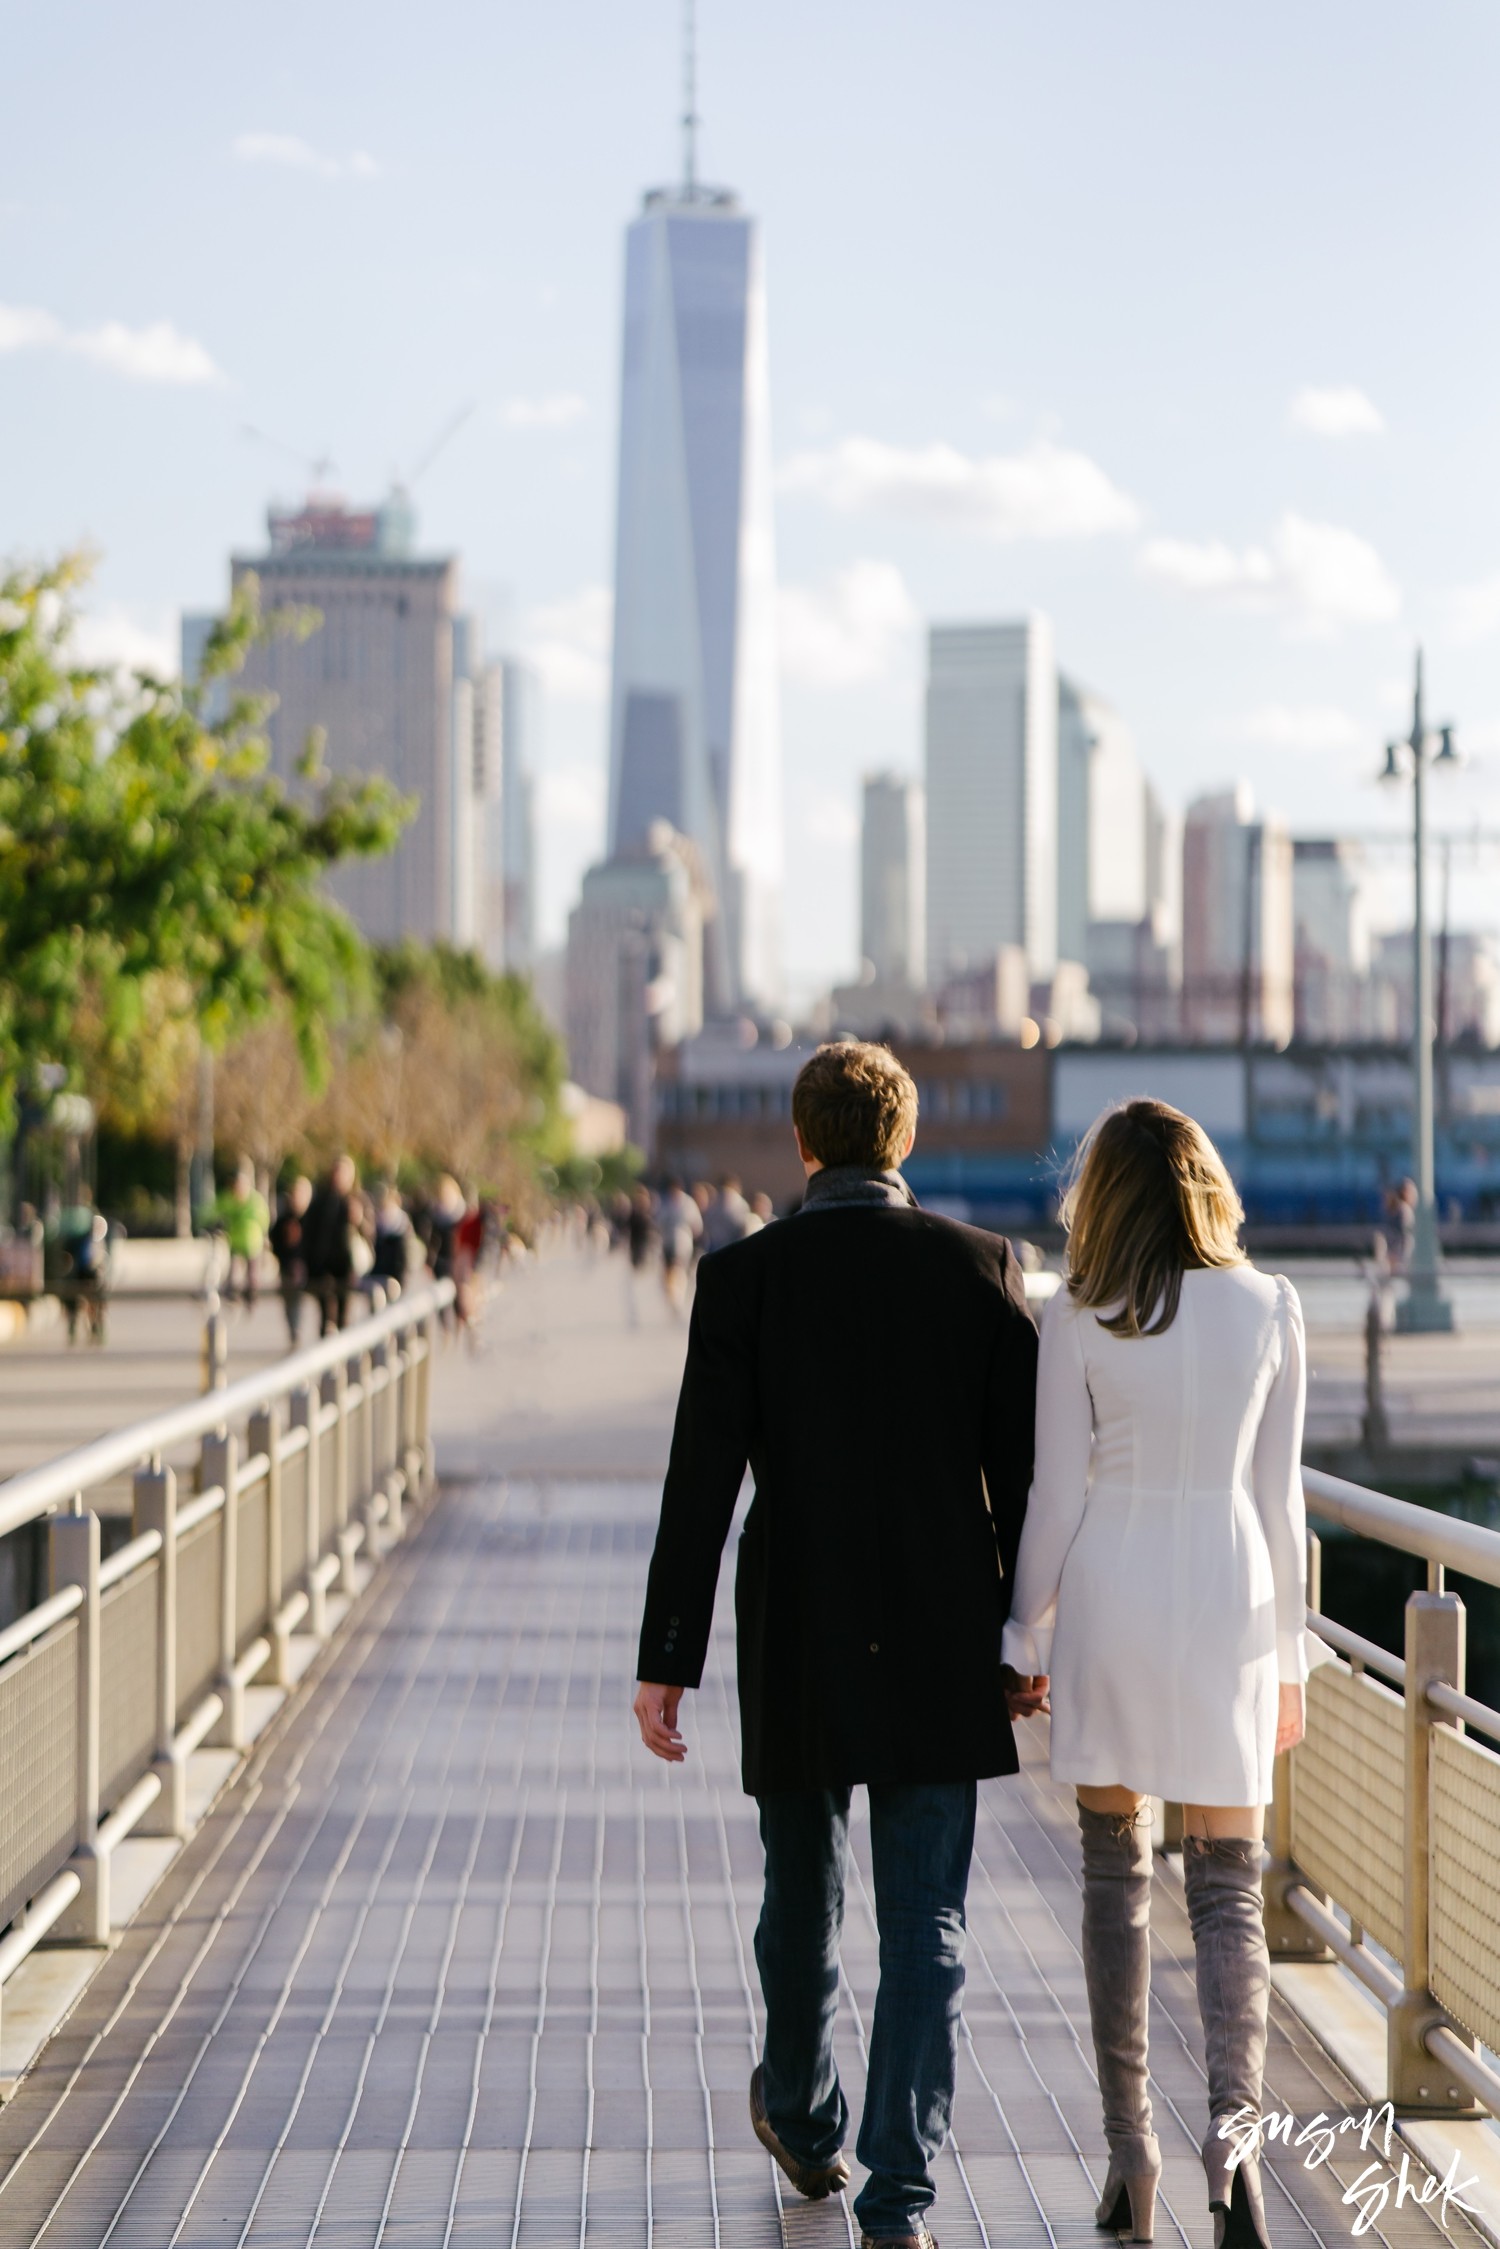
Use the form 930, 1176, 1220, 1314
1056, 678, 1149, 962
498, 657, 539, 973
861, 773, 926, 986
565, 824, 712, 1148
1372, 928, 1500, 1048
605, 124, 782, 1011
1181, 785, 1294, 1044
925, 618, 1057, 985
472, 657, 505, 969
227, 492, 471, 947
1293, 839, 1378, 1042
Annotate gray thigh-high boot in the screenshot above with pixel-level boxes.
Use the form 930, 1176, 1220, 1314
1079, 1805, 1161, 2242
1182, 1836, 1272, 2249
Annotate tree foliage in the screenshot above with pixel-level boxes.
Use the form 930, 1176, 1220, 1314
0, 554, 412, 1129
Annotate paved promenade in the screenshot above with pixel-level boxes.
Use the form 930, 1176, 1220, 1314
0, 1251, 1481, 2246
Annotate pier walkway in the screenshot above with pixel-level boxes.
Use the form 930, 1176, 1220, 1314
0, 1252, 1488, 2245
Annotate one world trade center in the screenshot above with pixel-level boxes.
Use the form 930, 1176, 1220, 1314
605, 69, 783, 1013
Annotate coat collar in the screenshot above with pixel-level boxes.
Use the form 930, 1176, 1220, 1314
797, 1164, 918, 1213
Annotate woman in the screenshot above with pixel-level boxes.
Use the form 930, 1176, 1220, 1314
1002, 1100, 1307, 2249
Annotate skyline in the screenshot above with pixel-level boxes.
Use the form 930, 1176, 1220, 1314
6, 1, 1500, 1006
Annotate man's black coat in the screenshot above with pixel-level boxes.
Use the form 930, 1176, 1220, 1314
636, 1195, 1039, 1794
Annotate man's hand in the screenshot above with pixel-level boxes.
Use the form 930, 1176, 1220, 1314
1002, 1665, 1050, 1720
634, 1681, 687, 1763
1275, 1681, 1305, 1756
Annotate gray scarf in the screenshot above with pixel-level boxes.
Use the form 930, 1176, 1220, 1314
797, 1164, 919, 1214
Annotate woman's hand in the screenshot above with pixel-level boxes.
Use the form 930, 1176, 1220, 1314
1002, 1665, 1050, 1720
1275, 1682, 1305, 1756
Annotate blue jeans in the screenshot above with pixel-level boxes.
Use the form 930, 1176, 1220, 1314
755, 1780, 976, 2238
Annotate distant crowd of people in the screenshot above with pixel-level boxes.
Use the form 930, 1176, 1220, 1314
204, 1157, 514, 1348
603, 1174, 777, 1321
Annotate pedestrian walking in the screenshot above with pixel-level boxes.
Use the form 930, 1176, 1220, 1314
269, 1174, 313, 1347
701, 1174, 752, 1255
371, 1184, 416, 1298
657, 1176, 702, 1315
203, 1160, 270, 1309
1002, 1100, 1309, 2249
633, 1041, 1039, 2249
623, 1183, 657, 1327
303, 1154, 361, 1336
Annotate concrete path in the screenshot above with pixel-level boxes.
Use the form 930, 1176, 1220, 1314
0, 1252, 1483, 2246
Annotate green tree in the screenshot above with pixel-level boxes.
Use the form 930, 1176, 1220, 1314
0, 554, 411, 1132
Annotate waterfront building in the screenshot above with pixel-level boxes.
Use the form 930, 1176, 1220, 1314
1181, 785, 1294, 1044
223, 492, 473, 947
564, 823, 713, 1148
925, 617, 1058, 985
1292, 839, 1385, 1043
861, 772, 926, 988
497, 657, 539, 974
605, 148, 782, 1010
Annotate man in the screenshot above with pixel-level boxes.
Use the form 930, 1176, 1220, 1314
303, 1154, 360, 1336
269, 1173, 313, 1347
701, 1173, 752, 1255
634, 1040, 1040, 2249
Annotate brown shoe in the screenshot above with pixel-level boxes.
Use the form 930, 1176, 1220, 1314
748, 2064, 850, 2198
858, 2231, 940, 2248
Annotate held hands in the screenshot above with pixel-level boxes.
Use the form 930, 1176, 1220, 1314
1276, 1681, 1305, 1756
633, 1681, 687, 1763
1002, 1665, 1050, 1720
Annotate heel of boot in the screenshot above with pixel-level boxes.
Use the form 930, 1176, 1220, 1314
1204, 2154, 1270, 2249
1096, 2166, 1159, 2242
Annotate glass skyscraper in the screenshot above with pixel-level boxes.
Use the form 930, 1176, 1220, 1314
606, 176, 782, 1012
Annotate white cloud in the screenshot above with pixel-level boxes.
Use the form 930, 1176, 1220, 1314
1439, 573, 1500, 646
1232, 703, 1363, 753
0, 303, 61, 351
70, 603, 178, 678
1288, 384, 1386, 438
778, 434, 1139, 540
73, 320, 222, 386
0, 299, 222, 385
778, 560, 918, 689
500, 392, 587, 431
521, 584, 612, 703
1140, 512, 1399, 633
233, 132, 378, 180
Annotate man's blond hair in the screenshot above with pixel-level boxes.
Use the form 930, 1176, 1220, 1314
792, 1041, 918, 1170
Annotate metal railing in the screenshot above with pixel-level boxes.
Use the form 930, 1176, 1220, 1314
0, 1281, 453, 2045
1259, 1462, 1500, 2120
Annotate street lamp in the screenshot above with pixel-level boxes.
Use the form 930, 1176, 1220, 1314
1380, 648, 1457, 1333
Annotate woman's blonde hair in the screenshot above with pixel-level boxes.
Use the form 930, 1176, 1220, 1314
1062, 1098, 1245, 1337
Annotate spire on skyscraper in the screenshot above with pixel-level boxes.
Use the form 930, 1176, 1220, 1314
681, 0, 699, 199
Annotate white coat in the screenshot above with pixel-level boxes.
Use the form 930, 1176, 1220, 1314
1000, 1265, 1309, 1808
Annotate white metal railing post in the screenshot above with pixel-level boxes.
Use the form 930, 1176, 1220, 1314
370, 1332, 404, 1541
1265, 1525, 1332, 1956
1390, 1590, 1479, 2111
290, 1384, 326, 1639
253, 1403, 286, 1684
420, 1308, 438, 1495
133, 1463, 186, 1836
50, 1501, 106, 1944
356, 1339, 384, 1559
206, 1429, 244, 1748
323, 1360, 360, 1596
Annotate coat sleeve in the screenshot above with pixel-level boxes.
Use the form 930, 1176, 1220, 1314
636, 1253, 755, 1688
980, 1246, 1040, 1616
999, 1291, 1093, 1676
1250, 1276, 1310, 1685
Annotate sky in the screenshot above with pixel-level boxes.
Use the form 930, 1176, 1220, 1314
6, 0, 1500, 1009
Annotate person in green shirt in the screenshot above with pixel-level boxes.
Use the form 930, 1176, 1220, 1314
202, 1161, 271, 1309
